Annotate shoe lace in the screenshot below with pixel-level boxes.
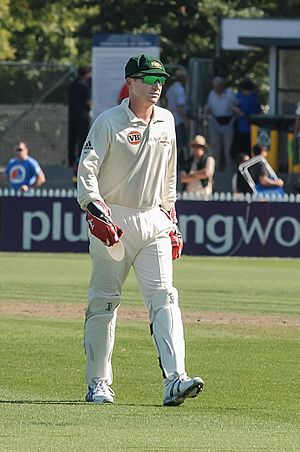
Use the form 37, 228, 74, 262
164, 373, 188, 388
93, 379, 115, 397
179, 373, 189, 382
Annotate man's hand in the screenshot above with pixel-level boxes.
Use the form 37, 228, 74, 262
161, 207, 183, 260
170, 224, 183, 260
20, 184, 29, 193
86, 200, 123, 246
276, 178, 284, 187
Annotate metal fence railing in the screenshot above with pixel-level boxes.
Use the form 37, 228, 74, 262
0, 103, 68, 165
1, 187, 300, 203
0, 62, 75, 166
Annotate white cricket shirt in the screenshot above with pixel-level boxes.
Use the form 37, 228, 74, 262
77, 98, 177, 211
207, 88, 237, 117
165, 81, 186, 126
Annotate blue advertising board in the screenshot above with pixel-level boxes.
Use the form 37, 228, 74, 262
1, 197, 299, 257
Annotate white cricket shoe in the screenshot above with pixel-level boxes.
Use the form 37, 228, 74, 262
86, 380, 115, 404
163, 375, 204, 406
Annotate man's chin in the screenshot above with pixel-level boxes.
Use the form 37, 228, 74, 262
148, 94, 160, 104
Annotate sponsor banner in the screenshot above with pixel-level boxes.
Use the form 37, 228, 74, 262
1, 198, 88, 252
0, 198, 299, 256
177, 201, 300, 257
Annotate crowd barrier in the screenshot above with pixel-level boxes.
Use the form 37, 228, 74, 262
0, 189, 299, 257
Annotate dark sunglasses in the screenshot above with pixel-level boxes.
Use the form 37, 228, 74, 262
191, 144, 205, 148
131, 75, 167, 86
15, 147, 25, 151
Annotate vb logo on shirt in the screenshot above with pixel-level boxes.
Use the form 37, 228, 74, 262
127, 131, 141, 145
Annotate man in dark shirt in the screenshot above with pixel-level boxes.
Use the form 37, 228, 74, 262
68, 66, 92, 166
233, 153, 252, 194
249, 144, 284, 192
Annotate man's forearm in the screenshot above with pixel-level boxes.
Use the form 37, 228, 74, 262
259, 175, 283, 187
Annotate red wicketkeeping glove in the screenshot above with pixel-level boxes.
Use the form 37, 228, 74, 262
170, 224, 183, 260
161, 207, 183, 260
86, 200, 123, 246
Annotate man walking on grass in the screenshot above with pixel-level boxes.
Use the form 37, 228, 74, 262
77, 54, 204, 406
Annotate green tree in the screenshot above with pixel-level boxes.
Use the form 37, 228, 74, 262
0, 0, 15, 59
1, 0, 300, 98
0, 0, 99, 64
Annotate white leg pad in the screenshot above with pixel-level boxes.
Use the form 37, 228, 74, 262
84, 309, 118, 387
150, 288, 185, 380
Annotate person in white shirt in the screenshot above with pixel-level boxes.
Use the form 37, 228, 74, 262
77, 54, 204, 406
165, 68, 189, 168
206, 76, 238, 172
180, 135, 215, 199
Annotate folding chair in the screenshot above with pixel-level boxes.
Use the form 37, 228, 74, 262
239, 155, 284, 197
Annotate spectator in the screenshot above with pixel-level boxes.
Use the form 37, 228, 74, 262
294, 100, 300, 137
117, 82, 129, 104
232, 152, 252, 195
165, 68, 189, 169
5, 141, 46, 192
233, 79, 261, 159
180, 135, 215, 199
68, 66, 92, 166
249, 143, 284, 193
292, 100, 300, 172
206, 76, 238, 172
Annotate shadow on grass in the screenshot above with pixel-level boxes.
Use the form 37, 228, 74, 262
0, 400, 86, 405
0, 400, 163, 407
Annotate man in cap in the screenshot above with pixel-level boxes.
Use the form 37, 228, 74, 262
77, 54, 204, 406
180, 135, 215, 199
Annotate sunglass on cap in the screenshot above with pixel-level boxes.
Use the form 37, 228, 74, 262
131, 75, 167, 85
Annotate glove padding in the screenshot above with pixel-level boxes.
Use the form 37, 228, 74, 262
86, 200, 123, 246
161, 207, 183, 260
170, 224, 183, 260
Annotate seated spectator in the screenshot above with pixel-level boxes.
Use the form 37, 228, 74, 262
249, 143, 284, 195
232, 153, 252, 195
180, 135, 215, 199
5, 141, 46, 192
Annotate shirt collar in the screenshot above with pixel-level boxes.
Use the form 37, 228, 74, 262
120, 98, 164, 124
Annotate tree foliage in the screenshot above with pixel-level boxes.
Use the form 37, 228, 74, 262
1, 0, 300, 94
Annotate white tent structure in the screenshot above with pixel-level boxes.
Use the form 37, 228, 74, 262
221, 18, 300, 115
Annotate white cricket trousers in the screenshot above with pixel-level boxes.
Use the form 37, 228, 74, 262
84, 204, 186, 387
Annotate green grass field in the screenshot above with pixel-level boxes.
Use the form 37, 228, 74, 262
0, 252, 299, 451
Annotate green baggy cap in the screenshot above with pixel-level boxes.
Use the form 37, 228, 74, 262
125, 54, 170, 78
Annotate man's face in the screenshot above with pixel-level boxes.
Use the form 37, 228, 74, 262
15, 142, 28, 160
214, 83, 224, 95
127, 74, 165, 105
191, 144, 205, 159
